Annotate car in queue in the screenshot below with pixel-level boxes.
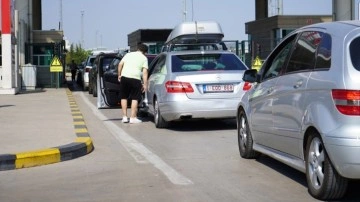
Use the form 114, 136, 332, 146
78, 55, 96, 91
143, 21, 250, 128
88, 52, 121, 97
237, 20, 360, 200
95, 53, 155, 109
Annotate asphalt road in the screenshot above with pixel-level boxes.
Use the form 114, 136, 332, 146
1, 87, 359, 202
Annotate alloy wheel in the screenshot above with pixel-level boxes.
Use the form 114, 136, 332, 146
307, 137, 325, 190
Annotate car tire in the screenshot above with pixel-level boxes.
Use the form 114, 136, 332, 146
305, 131, 348, 200
154, 98, 168, 128
237, 109, 260, 159
88, 83, 93, 94
93, 82, 97, 97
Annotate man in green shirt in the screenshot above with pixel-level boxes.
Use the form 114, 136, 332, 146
117, 43, 149, 124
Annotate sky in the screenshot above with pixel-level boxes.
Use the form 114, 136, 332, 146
41, 0, 333, 50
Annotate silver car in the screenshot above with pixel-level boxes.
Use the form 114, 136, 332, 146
145, 50, 249, 128
237, 21, 360, 200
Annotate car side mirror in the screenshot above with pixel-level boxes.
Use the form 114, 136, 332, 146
242, 69, 259, 83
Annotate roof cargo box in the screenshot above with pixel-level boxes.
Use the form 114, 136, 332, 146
165, 21, 224, 44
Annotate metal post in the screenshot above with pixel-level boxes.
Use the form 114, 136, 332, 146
81, 11, 84, 48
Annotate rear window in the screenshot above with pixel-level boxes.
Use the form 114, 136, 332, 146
350, 37, 360, 71
171, 53, 247, 72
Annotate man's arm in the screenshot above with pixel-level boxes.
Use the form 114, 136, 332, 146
142, 68, 148, 92
117, 60, 124, 81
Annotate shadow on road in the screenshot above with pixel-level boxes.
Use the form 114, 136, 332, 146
168, 118, 237, 131
256, 155, 360, 201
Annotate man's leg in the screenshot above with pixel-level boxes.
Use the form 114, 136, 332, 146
130, 99, 138, 118
121, 99, 128, 117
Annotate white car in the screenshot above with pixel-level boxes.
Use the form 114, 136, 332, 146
81, 55, 96, 90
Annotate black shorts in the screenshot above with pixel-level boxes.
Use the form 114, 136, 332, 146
119, 76, 142, 101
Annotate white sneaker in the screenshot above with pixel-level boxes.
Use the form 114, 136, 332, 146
129, 117, 142, 124
122, 116, 129, 123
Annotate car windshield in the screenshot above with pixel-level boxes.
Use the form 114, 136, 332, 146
171, 53, 247, 72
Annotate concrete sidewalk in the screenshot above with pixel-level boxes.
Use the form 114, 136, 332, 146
0, 85, 94, 171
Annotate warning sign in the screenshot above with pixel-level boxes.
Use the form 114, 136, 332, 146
251, 56, 263, 71
50, 56, 63, 72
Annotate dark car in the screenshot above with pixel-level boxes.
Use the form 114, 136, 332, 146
88, 53, 120, 97
95, 53, 156, 109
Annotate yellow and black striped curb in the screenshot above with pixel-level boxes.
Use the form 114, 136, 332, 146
0, 89, 94, 171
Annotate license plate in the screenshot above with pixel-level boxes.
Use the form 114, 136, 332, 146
203, 84, 234, 93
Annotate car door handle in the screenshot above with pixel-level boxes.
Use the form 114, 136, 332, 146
293, 80, 303, 89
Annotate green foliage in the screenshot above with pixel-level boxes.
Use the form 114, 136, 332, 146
65, 44, 91, 66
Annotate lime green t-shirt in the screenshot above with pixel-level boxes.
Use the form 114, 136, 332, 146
120, 51, 148, 80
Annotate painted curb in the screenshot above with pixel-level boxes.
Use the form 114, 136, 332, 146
0, 89, 94, 171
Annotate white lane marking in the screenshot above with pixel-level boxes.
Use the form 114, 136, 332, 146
78, 93, 193, 185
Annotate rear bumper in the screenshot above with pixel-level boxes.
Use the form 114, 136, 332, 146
324, 128, 360, 179
159, 99, 238, 121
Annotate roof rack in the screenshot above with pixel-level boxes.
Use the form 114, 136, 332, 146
162, 21, 225, 52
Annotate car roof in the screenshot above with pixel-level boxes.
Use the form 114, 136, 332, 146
298, 20, 360, 34
164, 49, 237, 56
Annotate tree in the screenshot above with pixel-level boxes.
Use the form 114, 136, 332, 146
66, 43, 90, 67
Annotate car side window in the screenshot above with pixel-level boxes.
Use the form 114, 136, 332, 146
262, 35, 296, 81
315, 33, 332, 70
110, 58, 120, 71
148, 55, 165, 76
152, 57, 166, 74
286, 31, 323, 73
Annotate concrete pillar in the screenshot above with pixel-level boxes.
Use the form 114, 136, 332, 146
1, 0, 17, 94
333, 0, 355, 20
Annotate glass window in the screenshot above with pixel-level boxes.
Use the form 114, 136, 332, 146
262, 35, 296, 81
286, 32, 322, 73
171, 53, 247, 72
152, 57, 166, 74
350, 37, 360, 71
109, 58, 120, 71
102, 57, 114, 71
315, 33, 331, 70
86, 57, 96, 66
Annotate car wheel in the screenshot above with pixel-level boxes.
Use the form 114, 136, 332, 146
88, 82, 93, 94
305, 132, 348, 200
93, 82, 97, 97
154, 98, 168, 128
237, 109, 259, 159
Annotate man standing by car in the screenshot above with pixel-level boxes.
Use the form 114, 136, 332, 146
117, 43, 149, 124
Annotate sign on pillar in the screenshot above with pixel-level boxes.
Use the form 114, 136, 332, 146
50, 56, 63, 72
50, 55, 63, 88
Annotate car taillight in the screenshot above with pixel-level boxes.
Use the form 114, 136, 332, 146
165, 81, 194, 93
243, 82, 252, 91
332, 89, 360, 116
85, 68, 90, 73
